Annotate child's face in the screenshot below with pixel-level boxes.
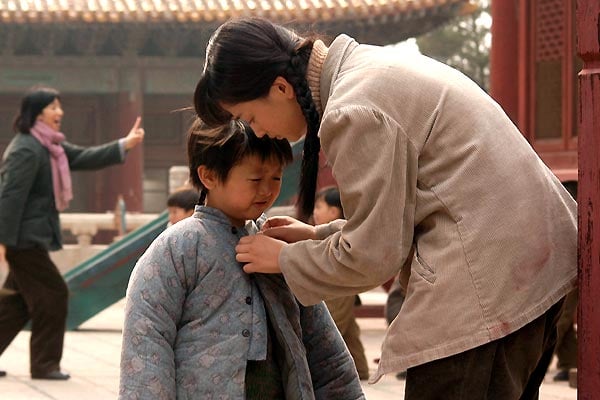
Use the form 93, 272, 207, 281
168, 206, 194, 225
204, 155, 284, 227
312, 198, 342, 225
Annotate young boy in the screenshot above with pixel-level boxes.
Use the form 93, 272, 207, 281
119, 120, 365, 399
166, 187, 198, 225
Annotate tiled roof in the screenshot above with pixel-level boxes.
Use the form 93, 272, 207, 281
0, 0, 472, 24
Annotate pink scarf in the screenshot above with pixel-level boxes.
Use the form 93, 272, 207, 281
30, 121, 72, 211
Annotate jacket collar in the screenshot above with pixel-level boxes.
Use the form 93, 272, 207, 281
318, 34, 359, 112
193, 205, 265, 233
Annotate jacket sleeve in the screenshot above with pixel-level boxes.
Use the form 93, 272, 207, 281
119, 233, 187, 400
280, 106, 418, 305
63, 140, 124, 171
0, 146, 40, 247
302, 302, 365, 400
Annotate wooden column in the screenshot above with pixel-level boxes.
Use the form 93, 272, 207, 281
489, 0, 519, 124
103, 68, 144, 213
576, 1, 600, 395
117, 88, 144, 212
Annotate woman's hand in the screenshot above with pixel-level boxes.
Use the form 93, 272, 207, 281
124, 117, 145, 150
236, 234, 286, 274
261, 216, 317, 243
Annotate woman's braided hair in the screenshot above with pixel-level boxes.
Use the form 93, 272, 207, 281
194, 17, 322, 220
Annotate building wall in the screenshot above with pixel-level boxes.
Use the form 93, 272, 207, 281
0, 59, 199, 213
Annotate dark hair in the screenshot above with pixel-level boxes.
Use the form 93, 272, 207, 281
13, 86, 60, 133
316, 186, 344, 218
167, 188, 200, 211
187, 118, 293, 205
194, 17, 321, 221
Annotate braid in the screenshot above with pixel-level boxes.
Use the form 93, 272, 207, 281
287, 46, 321, 221
199, 190, 207, 206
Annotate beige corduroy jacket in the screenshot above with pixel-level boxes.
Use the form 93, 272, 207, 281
279, 35, 577, 382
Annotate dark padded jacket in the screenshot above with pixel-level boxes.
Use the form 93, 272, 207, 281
0, 132, 123, 251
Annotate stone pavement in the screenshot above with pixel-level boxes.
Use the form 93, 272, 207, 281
0, 290, 578, 400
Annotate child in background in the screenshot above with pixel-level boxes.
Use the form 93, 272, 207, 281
313, 186, 370, 381
119, 120, 364, 399
166, 187, 198, 225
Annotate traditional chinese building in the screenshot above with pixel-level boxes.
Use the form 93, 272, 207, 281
0, 0, 473, 213
490, 0, 578, 183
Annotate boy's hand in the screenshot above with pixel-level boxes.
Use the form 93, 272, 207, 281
236, 234, 285, 274
261, 216, 317, 243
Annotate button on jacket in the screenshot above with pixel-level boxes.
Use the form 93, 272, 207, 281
280, 35, 577, 382
119, 206, 365, 400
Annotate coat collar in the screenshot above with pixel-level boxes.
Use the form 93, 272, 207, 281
193, 205, 265, 233
318, 34, 359, 112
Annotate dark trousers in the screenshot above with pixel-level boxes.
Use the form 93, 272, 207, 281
405, 299, 564, 400
0, 247, 68, 376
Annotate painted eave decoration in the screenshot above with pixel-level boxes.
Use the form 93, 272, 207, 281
0, 0, 474, 25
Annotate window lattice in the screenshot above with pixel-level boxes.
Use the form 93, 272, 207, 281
536, 0, 564, 62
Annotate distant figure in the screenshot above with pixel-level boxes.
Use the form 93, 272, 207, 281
0, 85, 144, 380
313, 186, 370, 380
119, 120, 364, 399
166, 187, 199, 225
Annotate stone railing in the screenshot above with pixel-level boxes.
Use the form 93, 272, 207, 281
60, 212, 159, 246
50, 212, 159, 273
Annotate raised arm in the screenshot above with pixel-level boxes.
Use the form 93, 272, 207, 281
65, 117, 144, 170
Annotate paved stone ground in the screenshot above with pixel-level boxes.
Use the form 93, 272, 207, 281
0, 292, 578, 399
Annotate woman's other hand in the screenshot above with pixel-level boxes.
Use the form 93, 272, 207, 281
124, 117, 145, 150
236, 234, 285, 273
261, 216, 317, 243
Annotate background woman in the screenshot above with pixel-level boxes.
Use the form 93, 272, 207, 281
0, 85, 144, 380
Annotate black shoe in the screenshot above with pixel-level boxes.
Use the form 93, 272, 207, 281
553, 369, 569, 382
0, 370, 6, 377
32, 370, 70, 380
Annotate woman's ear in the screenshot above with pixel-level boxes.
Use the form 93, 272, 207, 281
197, 166, 217, 190
272, 76, 296, 100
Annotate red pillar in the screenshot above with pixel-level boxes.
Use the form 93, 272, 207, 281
489, 0, 519, 124
576, 1, 600, 395
115, 89, 144, 212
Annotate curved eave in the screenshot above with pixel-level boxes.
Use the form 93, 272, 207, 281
0, 0, 468, 26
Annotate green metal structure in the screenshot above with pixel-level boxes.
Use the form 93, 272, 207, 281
64, 211, 169, 330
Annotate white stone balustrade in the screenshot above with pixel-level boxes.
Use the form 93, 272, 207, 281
48, 212, 160, 273
60, 212, 160, 246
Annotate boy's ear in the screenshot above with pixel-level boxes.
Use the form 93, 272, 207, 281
197, 166, 217, 190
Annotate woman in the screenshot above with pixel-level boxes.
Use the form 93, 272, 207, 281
0, 86, 144, 380
193, 18, 578, 399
